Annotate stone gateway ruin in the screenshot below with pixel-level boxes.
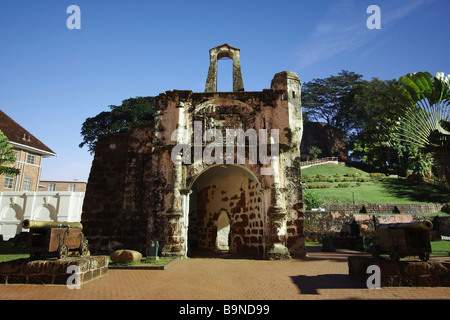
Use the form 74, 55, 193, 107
81, 44, 306, 259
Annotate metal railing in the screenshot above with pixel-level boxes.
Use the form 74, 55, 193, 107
300, 157, 338, 168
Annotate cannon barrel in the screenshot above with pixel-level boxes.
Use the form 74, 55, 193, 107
22, 219, 83, 230
377, 220, 433, 231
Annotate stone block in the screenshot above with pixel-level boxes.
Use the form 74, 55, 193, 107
110, 250, 142, 263
0, 256, 108, 285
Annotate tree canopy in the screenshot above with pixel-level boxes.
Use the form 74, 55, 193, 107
0, 130, 20, 176
80, 96, 156, 154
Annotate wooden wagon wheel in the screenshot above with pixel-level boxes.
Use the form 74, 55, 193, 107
370, 245, 380, 259
58, 244, 69, 259
419, 252, 430, 262
389, 248, 400, 262
79, 239, 89, 257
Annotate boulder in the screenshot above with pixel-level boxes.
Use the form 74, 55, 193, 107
110, 250, 142, 263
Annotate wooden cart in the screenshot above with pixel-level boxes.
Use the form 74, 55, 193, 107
370, 220, 432, 262
27, 226, 89, 260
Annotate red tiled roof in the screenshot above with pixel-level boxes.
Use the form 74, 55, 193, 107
0, 109, 56, 156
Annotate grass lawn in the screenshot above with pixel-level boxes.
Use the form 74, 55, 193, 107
301, 164, 450, 205
302, 163, 368, 177
0, 241, 29, 262
431, 241, 450, 256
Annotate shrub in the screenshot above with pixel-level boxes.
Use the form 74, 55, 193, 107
303, 190, 324, 210
336, 183, 350, 188
441, 203, 450, 214
306, 184, 331, 189
407, 173, 424, 184
346, 172, 359, 177
370, 173, 385, 177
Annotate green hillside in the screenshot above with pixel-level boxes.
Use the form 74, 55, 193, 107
301, 164, 450, 206
301, 163, 368, 177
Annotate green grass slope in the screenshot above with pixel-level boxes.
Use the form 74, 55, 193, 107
301, 164, 450, 205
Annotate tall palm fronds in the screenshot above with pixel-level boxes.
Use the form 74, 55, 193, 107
395, 72, 450, 188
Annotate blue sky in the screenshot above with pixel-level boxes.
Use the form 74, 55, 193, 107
0, 0, 449, 182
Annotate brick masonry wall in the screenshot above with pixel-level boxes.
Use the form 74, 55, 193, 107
81, 132, 130, 253
81, 124, 169, 255
304, 211, 450, 241
323, 203, 444, 214
0, 256, 108, 285
348, 256, 450, 287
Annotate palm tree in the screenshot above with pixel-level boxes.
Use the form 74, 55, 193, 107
395, 72, 450, 188
309, 146, 322, 160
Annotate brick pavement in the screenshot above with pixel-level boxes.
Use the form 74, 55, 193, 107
0, 247, 449, 300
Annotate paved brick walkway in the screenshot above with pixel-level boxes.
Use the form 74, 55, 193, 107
0, 247, 449, 300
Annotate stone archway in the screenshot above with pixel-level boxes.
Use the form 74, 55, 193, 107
187, 164, 264, 258
215, 210, 230, 251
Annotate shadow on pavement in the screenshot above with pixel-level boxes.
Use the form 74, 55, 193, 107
291, 274, 366, 294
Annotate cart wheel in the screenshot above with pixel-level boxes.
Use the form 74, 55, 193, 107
58, 244, 69, 259
370, 245, 380, 259
31, 252, 41, 260
420, 253, 430, 262
79, 240, 89, 257
389, 248, 400, 262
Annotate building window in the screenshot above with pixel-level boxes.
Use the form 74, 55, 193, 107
4, 176, 14, 189
23, 177, 32, 191
48, 183, 56, 191
27, 154, 36, 164
68, 184, 76, 192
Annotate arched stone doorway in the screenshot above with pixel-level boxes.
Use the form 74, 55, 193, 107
187, 164, 264, 258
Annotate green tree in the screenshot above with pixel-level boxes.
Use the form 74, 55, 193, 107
302, 70, 362, 157
302, 70, 363, 131
80, 96, 156, 154
309, 146, 322, 160
346, 78, 409, 171
395, 72, 450, 188
0, 130, 20, 176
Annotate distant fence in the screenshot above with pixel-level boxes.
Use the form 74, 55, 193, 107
300, 157, 338, 168
0, 191, 85, 241
304, 211, 450, 241
322, 203, 445, 215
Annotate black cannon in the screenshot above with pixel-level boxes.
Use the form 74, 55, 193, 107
22, 219, 89, 259
370, 220, 432, 262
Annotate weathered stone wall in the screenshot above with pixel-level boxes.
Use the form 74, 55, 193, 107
82, 132, 130, 253
81, 51, 305, 259
304, 211, 450, 241
82, 124, 170, 255
192, 166, 264, 257
0, 256, 108, 285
